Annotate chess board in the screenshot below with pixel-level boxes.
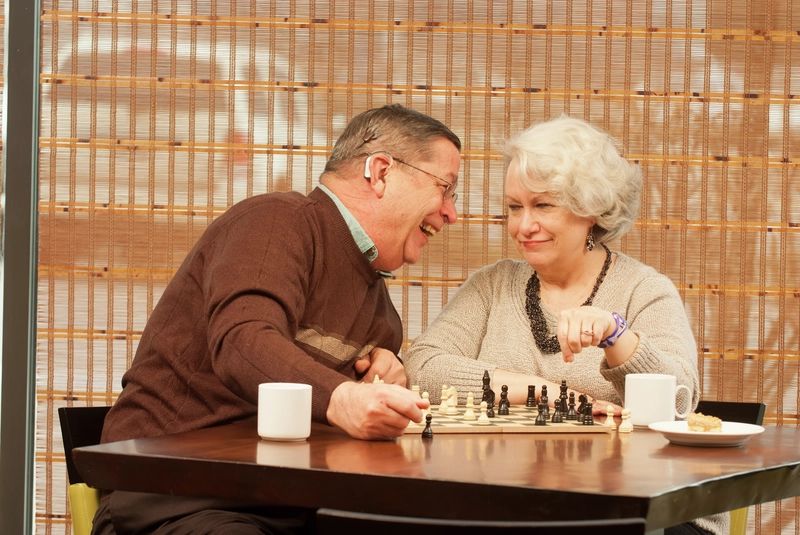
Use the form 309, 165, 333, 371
405, 405, 613, 435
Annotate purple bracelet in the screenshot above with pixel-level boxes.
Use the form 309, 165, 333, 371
598, 312, 627, 348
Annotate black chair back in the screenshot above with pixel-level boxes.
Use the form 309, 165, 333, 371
58, 406, 112, 485
695, 400, 766, 425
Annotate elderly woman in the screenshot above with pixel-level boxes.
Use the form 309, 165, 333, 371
405, 115, 722, 535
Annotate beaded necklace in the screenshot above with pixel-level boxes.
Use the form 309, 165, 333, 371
525, 244, 612, 354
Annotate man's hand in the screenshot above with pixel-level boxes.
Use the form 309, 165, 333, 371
353, 347, 407, 386
326, 381, 429, 440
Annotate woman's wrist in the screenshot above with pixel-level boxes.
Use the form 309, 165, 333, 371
602, 329, 639, 368
599, 312, 627, 348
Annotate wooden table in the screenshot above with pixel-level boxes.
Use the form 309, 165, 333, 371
73, 420, 800, 532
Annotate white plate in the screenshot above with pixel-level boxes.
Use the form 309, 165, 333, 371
648, 420, 765, 447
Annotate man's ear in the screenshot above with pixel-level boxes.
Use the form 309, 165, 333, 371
364, 152, 392, 197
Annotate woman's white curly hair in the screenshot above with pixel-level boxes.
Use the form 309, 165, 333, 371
502, 115, 642, 244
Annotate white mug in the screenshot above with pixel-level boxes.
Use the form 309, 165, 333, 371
257, 383, 312, 441
624, 374, 691, 427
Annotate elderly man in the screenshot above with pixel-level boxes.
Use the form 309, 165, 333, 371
91, 104, 461, 535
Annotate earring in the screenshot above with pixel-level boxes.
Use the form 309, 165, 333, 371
586, 232, 595, 251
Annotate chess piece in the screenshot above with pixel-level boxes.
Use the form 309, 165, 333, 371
439, 385, 449, 414
566, 392, 578, 420
551, 398, 563, 423
540, 385, 549, 418
582, 402, 594, 425
618, 408, 634, 433
526, 385, 536, 407
576, 394, 587, 423
463, 392, 477, 420
606, 405, 617, 430
421, 413, 434, 439
559, 380, 568, 413
446, 386, 458, 415
481, 370, 496, 415
421, 392, 431, 416
478, 401, 490, 425
498, 385, 510, 415
535, 401, 548, 426
411, 385, 420, 397
373, 375, 383, 384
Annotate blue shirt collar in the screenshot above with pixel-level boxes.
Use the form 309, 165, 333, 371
318, 184, 393, 278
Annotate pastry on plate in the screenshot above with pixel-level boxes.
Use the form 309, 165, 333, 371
687, 412, 722, 432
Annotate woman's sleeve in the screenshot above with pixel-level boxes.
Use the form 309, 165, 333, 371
404, 264, 503, 400
599, 273, 701, 412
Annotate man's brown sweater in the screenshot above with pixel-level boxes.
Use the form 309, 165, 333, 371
102, 187, 402, 443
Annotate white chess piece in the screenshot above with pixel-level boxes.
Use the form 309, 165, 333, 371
439, 385, 449, 414
606, 405, 617, 430
463, 392, 476, 420
411, 385, 420, 397
618, 408, 633, 433
478, 401, 490, 425
421, 392, 431, 416
446, 386, 458, 415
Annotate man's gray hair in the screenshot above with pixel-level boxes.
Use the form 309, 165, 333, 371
325, 104, 461, 175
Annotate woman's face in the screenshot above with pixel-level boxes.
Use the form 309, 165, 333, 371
504, 160, 594, 271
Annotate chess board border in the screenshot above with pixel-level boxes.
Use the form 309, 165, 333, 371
405, 405, 613, 435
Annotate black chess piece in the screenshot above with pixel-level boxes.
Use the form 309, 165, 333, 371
482, 370, 491, 389
566, 392, 578, 420
526, 385, 537, 408
421, 413, 434, 438
576, 393, 587, 423
481, 370, 496, 413
498, 385, 510, 415
551, 398, 563, 423
535, 401, 548, 426
582, 402, 594, 425
559, 380, 569, 416
540, 385, 550, 418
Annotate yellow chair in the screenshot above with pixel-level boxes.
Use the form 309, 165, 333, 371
67, 484, 102, 535
729, 507, 748, 535
695, 400, 766, 535
58, 406, 112, 535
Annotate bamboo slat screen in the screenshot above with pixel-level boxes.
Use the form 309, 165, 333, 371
37, 1, 798, 533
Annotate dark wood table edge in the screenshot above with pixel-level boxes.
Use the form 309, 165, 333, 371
72, 422, 800, 531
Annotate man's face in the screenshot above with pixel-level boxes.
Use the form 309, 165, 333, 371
372, 138, 461, 272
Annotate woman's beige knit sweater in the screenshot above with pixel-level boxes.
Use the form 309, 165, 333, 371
405, 252, 725, 535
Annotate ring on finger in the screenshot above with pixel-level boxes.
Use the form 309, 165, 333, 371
580, 329, 594, 336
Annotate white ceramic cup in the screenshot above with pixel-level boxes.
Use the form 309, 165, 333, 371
257, 383, 312, 441
624, 374, 691, 427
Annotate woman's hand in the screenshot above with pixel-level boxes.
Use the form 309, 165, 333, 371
591, 399, 623, 416
556, 306, 616, 361
556, 306, 638, 366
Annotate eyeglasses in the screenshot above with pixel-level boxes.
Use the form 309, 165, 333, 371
365, 151, 458, 204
